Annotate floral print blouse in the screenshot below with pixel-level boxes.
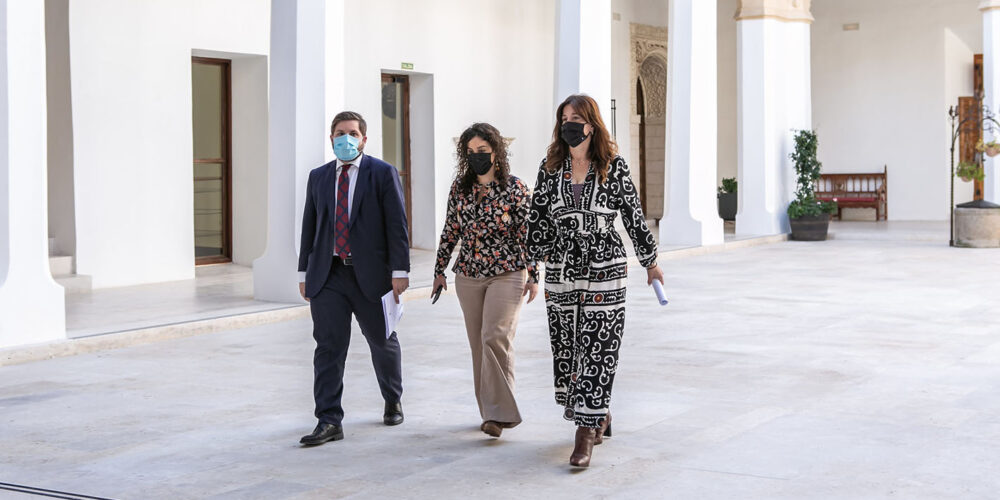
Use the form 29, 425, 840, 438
434, 176, 539, 283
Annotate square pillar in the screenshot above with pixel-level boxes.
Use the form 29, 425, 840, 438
660, 0, 724, 246
253, 0, 341, 303
983, 1, 1000, 203
554, 0, 611, 117
0, 0, 66, 347
735, 3, 813, 236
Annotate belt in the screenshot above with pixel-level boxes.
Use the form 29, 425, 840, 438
555, 229, 610, 283
334, 256, 353, 266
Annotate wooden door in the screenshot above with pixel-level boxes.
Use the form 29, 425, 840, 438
380, 74, 413, 244
192, 57, 232, 264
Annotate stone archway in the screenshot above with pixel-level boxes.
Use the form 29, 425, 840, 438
630, 23, 667, 220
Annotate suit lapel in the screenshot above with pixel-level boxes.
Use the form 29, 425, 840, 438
323, 162, 339, 227
349, 155, 371, 227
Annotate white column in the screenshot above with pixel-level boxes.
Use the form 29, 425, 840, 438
554, 0, 611, 117
735, 10, 812, 235
660, 0, 724, 246
253, 0, 333, 303
0, 0, 66, 347
983, 1, 1000, 203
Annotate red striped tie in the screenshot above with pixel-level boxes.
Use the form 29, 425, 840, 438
334, 167, 351, 257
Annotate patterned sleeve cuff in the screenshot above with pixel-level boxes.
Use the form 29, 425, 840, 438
528, 266, 540, 284
640, 255, 658, 269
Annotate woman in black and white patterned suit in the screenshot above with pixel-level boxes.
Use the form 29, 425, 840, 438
527, 94, 663, 468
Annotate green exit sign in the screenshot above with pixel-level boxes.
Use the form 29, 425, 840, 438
401, 62, 414, 70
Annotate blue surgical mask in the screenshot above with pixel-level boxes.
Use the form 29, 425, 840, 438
333, 134, 361, 161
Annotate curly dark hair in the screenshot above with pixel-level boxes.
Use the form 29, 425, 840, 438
455, 122, 511, 194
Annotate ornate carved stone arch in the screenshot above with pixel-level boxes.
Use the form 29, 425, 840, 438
630, 23, 668, 117
638, 53, 667, 118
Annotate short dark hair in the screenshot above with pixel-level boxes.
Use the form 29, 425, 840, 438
331, 111, 367, 136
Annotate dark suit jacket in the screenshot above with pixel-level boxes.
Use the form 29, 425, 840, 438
298, 154, 410, 302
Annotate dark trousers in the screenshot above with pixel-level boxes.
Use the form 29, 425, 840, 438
310, 259, 403, 425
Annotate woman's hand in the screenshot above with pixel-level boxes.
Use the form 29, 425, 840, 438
646, 264, 664, 286
523, 281, 539, 303
433, 275, 448, 292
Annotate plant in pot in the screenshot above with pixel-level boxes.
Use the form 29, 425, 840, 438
955, 160, 985, 182
788, 130, 837, 241
975, 138, 1000, 157
717, 177, 737, 221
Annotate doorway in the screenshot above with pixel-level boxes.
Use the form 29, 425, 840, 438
381, 74, 413, 243
192, 57, 232, 264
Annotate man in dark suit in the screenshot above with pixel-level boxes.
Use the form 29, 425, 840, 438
297, 111, 410, 446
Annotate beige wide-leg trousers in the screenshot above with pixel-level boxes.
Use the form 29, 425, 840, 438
454, 269, 526, 426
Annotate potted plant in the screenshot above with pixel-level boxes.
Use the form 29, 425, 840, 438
976, 138, 1000, 157
788, 130, 837, 241
956, 161, 984, 182
717, 177, 737, 221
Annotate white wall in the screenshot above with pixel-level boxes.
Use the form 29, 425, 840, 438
344, 0, 556, 253
229, 54, 269, 266
69, 0, 269, 288
812, 0, 981, 220
408, 72, 436, 250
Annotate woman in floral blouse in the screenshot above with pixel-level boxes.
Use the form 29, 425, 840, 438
433, 122, 539, 439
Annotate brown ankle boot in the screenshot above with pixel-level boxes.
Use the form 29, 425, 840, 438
595, 413, 612, 445
569, 426, 597, 467
481, 421, 502, 438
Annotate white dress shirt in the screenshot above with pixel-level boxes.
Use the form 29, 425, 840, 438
299, 152, 408, 282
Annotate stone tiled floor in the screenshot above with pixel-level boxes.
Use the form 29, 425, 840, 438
64, 249, 440, 339
62, 219, 936, 340
8, 232, 997, 498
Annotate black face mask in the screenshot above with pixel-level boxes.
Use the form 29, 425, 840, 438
560, 121, 590, 147
468, 152, 494, 176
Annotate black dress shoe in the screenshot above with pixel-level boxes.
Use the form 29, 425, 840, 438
299, 423, 344, 445
383, 401, 404, 426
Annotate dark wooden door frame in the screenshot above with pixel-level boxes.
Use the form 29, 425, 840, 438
974, 53, 985, 201
192, 56, 232, 265
381, 73, 413, 244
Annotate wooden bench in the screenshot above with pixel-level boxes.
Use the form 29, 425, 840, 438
814, 166, 888, 221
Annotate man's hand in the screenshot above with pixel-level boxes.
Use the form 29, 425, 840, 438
392, 277, 409, 304
522, 282, 539, 304
299, 282, 309, 302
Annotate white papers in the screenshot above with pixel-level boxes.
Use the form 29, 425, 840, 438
651, 280, 668, 306
381, 291, 404, 339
